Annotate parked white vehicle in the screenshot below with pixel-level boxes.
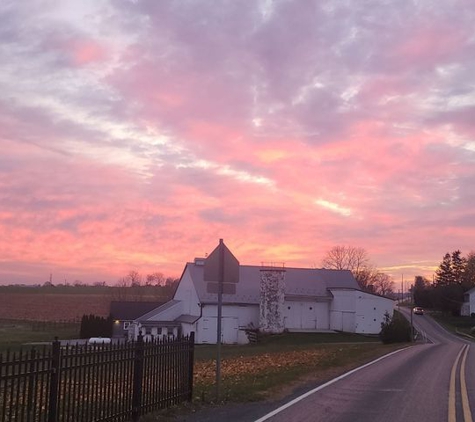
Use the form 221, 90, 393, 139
88, 337, 111, 345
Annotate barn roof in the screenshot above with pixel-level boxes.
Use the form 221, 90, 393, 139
110, 301, 165, 320
187, 262, 359, 305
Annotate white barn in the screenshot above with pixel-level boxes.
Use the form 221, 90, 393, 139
129, 242, 394, 344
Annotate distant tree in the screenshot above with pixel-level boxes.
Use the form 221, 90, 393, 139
321, 245, 369, 272
433, 251, 468, 313
373, 273, 394, 296
163, 277, 179, 297
114, 277, 130, 300
321, 245, 377, 291
435, 253, 454, 286
413, 276, 433, 308
462, 251, 475, 290
146, 272, 165, 286
165, 277, 179, 287
434, 283, 464, 315
451, 250, 466, 285
127, 270, 142, 287
354, 267, 380, 291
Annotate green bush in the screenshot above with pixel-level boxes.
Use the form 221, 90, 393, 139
379, 310, 411, 344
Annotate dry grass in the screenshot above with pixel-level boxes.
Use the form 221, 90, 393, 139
192, 339, 404, 403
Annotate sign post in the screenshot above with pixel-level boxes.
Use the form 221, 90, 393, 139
216, 239, 224, 401
203, 239, 240, 402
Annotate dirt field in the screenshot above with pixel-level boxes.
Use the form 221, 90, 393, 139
0, 293, 112, 321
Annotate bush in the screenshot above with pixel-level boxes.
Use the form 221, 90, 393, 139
379, 311, 411, 344
79, 314, 113, 338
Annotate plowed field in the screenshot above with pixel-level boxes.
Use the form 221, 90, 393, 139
0, 293, 111, 321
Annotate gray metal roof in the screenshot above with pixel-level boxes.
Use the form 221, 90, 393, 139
110, 301, 165, 320
175, 314, 201, 324
188, 263, 359, 304
136, 300, 180, 321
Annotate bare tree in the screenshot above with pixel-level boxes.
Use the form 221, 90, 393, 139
372, 273, 394, 296
126, 270, 142, 287
114, 277, 130, 300
321, 245, 376, 290
146, 272, 165, 286
355, 267, 379, 291
321, 246, 369, 272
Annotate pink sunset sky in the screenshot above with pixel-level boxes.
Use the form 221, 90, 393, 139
1, 0, 474, 286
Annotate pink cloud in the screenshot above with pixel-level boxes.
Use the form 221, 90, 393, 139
69, 39, 108, 65
1, 0, 475, 287
393, 24, 469, 66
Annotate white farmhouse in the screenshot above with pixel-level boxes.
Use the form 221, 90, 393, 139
129, 241, 394, 343
461, 287, 475, 316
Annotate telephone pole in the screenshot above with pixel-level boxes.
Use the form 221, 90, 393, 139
401, 274, 404, 303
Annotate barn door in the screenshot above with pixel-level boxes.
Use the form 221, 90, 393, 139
300, 303, 317, 329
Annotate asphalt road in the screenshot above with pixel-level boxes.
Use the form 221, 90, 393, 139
174, 309, 474, 422
252, 308, 474, 422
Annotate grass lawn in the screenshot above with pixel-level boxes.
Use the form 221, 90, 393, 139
0, 319, 80, 352
194, 331, 379, 361
429, 312, 475, 338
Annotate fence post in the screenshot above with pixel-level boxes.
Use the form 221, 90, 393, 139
131, 334, 144, 422
48, 337, 61, 422
188, 332, 195, 402
27, 347, 37, 419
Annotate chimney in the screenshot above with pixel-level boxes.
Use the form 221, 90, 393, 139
259, 264, 286, 334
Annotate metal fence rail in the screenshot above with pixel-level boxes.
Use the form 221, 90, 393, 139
0, 334, 194, 422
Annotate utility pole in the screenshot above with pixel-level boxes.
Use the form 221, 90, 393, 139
401, 274, 404, 303
215, 239, 224, 402
410, 284, 414, 341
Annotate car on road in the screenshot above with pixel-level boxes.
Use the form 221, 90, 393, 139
413, 307, 424, 315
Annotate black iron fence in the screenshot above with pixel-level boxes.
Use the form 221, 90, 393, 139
0, 333, 194, 422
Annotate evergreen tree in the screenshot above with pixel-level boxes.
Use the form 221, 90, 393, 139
413, 276, 433, 308
435, 253, 453, 286
462, 251, 475, 290
451, 250, 466, 285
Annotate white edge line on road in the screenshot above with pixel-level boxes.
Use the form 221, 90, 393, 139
253, 347, 411, 422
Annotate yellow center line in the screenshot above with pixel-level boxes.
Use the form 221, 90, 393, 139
449, 345, 466, 422
461, 345, 472, 422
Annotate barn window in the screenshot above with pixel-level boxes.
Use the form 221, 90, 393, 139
374, 307, 376, 310
288, 306, 291, 310
309, 307, 313, 310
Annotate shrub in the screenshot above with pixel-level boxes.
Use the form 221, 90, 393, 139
79, 314, 113, 338
379, 310, 411, 344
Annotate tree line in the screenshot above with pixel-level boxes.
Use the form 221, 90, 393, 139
413, 250, 475, 315
113, 270, 179, 301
